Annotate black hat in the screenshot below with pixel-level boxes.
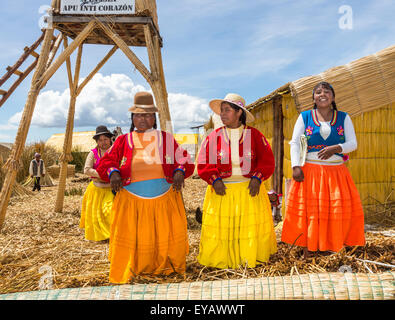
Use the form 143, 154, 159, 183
93, 125, 114, 140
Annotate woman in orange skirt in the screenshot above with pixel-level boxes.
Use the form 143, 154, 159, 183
281, 82, 365, 257
96, 92, 195, 284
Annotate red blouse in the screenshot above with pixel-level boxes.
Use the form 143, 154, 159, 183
197, 125, 275, 185
97, 130, 195, 186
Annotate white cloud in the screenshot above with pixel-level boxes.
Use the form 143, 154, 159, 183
5, 73, 211, 134
168, 93, 211, 132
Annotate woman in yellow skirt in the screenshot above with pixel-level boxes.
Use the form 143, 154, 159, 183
80, 125, 115, 241
97, 92, 195, 284
197, 93, 277, 269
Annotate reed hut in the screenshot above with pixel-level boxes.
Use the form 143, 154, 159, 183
0, 144, 11, 164
46, 131, 97, 153
247, 44, 395, 216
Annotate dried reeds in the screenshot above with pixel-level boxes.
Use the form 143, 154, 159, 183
0, 178, 393, 297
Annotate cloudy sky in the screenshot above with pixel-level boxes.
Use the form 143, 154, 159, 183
0, 0, 395, 143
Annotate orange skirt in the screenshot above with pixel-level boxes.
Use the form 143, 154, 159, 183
108, 188, 189, 284
281, 163, 365, 252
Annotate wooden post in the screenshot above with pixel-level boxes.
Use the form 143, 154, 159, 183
76, 45, 118, 96
97, 19, 173, 133
272, 95, 284, 194
54, 43, 117, 212
144, 24, 173, 133
39, 20, 96, 90
45, 33, 63, 70
0, 1, 172, 224
0, 2, 57, 230
96, 19, 153, 85
54, 43, 83, 213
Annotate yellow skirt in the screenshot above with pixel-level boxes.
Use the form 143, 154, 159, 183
197, 180, 277, 269
108, 188, 189, 284
80, 181, 114, 241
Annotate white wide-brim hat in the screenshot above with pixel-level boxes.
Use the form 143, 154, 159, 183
209, 93, 255, 123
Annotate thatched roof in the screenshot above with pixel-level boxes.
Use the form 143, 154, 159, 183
248, 43, 395, 117
45, 131, 96, 153
0, 144, 11, 163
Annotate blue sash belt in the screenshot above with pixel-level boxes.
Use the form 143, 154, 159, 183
124, 178, 171, 198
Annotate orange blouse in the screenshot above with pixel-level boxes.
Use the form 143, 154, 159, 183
130, 130, 165, 183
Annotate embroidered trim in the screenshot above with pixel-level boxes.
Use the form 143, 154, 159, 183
239, 125, 247, 144
212, 177, 222, 185
221, 127, 229, 145
173, 168, 185, 176
253, 172, 263, 180
208, 174, 220, 185
262, 136, 269, 146
158, 130, 163, 149
312, 109, 320, 126
119, 156, 127, 168
107, 167, 120, 178
127, 132, 133, 150
312, 109, 338, 126
305, 126, 314, 136
307, 144, 327, 151
331, 109, 338, 126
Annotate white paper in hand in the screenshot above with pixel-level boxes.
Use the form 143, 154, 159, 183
299, 134, 307, 167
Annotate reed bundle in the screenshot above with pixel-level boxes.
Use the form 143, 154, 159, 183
47, 165, 75, 179
22, 175, 54, 188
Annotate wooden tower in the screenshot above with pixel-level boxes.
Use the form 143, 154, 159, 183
0, 0, 172, 229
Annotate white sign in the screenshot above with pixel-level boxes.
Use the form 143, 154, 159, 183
60, 0, 135, 15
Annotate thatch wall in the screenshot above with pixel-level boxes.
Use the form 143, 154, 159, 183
347, 103, 395, 205
249, 100, 274, 192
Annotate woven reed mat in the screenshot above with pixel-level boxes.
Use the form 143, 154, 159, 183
0, 272, 393, 300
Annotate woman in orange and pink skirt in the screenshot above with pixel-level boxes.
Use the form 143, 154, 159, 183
281, 82, 365, 257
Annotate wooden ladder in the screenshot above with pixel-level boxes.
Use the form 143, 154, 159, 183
0, 31, 61, 108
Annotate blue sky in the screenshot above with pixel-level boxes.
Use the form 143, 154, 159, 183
0, 0, 395, 143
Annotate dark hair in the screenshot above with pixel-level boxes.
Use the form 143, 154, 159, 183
312, 81, 338, 110
129, 113, 158, 132
94, 134, 113, 150
225, 102, 247, 125
93, 133, 113, 142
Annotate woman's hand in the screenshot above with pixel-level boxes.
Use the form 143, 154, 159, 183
172, 170, 185, 192
317, 145, 342, 160
110, 171, 123, 193
213, 179, 226, 196
292, 166, 304, 182
248, 178, 261, 197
